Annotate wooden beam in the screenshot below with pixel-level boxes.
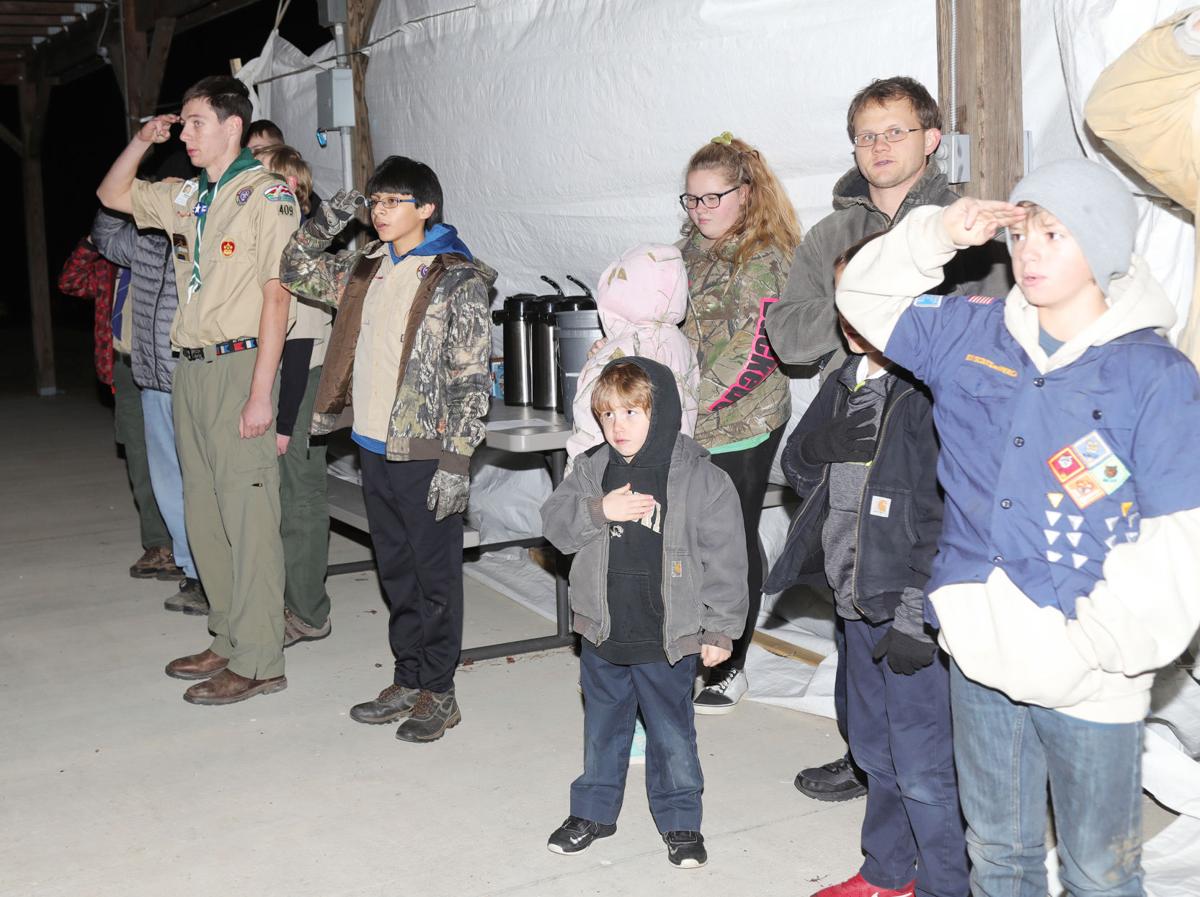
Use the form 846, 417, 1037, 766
119, 0, 146, 134
936, 0, 1023, 199
347, 0, 381, 189
175, 0, 263, 34
0, 15, 83, 25
0, 2, 92, 12
19, 73, 55, 395
139, 14, 173, 111
0, 119, 20, 154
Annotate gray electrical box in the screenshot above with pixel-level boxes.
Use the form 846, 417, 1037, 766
317, 0, 347, 26
316, 68, 355, 130
934, 132, 972, 185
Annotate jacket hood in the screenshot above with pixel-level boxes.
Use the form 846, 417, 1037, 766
388, 223, 474, 263
596, 243, 688, 333
832, 161, 953, 213
598, 355, 681, 469
1003, 255, 1176, 372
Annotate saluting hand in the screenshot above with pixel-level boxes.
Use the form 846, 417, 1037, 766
602, 483, 656, 522
941, 197, 1025, 247
137, 114, 180, 145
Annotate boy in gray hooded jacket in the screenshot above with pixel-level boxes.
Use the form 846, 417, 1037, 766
540, 356, 747, 869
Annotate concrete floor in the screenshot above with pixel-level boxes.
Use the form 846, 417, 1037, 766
1, 387, 1177, 897
1, 390, 865, 897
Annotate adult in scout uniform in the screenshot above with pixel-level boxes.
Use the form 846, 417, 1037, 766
97, 76, 299, 705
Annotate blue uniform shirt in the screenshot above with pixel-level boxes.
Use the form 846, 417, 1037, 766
885, 294, 1200, 620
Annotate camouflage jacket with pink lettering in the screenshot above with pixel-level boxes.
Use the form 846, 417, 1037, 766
678, 230, 791, 448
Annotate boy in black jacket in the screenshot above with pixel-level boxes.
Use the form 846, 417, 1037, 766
764, 240, 965, 897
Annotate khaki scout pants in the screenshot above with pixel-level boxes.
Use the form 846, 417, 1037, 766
279, 365, 331, 628
173, 348, 285, 680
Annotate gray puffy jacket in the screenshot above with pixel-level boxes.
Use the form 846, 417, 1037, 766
90, 210, 178, 392
540, 435, 749, 664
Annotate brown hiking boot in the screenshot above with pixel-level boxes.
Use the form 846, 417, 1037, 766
349, 684, 421, 724
129, 546, 182, 580
283, 607, 331, 647
395, 687, 461, 743
183, 669, 287, 705
165, 649, 228, 680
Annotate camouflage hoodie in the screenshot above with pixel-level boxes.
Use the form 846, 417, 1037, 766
678, 230, 792, 448
279, 226, 496, 476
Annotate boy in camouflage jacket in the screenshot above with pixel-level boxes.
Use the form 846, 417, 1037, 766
279, 155, 495, 743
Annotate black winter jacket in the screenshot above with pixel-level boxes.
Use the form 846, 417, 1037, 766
763, 355, 943, 632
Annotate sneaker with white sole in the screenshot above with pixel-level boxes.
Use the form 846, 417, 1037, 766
547, 816, 617, 855
664, 830, 707, 868
693, 668, 747, 715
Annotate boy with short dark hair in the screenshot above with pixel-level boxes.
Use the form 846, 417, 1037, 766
280, 154, 495, 743
765, 237, 965, 897
837, 158, 1200, 897
540, 356, 747, 869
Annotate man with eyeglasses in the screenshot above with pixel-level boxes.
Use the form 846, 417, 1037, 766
765, 76, 1009, 803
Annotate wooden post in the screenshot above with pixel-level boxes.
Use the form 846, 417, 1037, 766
936, 0, 1024, 199
120, 0, 147, 136
19, 71, 55, 395
347, 0, 380, 188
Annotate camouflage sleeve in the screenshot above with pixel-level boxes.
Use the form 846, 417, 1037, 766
439, 270, 492, 470
278, 221, 364, 308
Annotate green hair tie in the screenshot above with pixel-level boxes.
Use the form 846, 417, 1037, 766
711, 131, 734, 145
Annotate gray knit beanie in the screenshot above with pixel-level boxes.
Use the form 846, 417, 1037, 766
1008, 159, 1137, 294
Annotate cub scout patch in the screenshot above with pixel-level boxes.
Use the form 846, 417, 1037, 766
913, 294, 942, 308
418, 264, 430, 279
965, 354, 1018, 378
220, 240, 236, 257
236, 187, 253, 206
262, 184, 295, 202
671, 561, 683, 578
869, 496, 892, 518
967, 295, 997, 305
172, 233, 189, 262
1048, 430, 1133, 509
1048, 446, 1086, 483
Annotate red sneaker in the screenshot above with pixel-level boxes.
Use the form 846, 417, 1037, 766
811, 872, 916, 897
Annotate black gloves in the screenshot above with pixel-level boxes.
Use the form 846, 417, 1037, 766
872, 627, 938, 675
798, 405, 878, 465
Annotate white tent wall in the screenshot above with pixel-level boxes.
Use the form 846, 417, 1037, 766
1022, 3, 1200, 893
362, 0, 937, 300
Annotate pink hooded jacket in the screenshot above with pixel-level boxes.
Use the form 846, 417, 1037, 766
566, 243, 700, 460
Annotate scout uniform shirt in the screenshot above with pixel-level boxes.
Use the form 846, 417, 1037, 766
130, 151, 299, 348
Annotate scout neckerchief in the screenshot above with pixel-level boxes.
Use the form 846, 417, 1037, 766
187, 148, 261, 300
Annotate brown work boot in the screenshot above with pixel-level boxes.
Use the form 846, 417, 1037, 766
349, 683, 421, 724
165, 649, 228, 681
394, 687, 461, 743
130, 546, 180, 580
283, 607, 331, 647
183, 669, 287, 705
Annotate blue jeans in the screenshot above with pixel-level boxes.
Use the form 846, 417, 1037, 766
141, 388, 196, 579
572, 644, 703, 833
950, 662, 1144, 897
845, 619, 967, 897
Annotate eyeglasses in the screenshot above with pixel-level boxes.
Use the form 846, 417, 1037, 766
678, 185, 741, 211
851, 127, 924, 148
366, 196, 417, 211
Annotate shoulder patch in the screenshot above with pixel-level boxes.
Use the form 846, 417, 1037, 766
263, 184, 295, 203
966, 295, 997, 305
913, 294, 942, 308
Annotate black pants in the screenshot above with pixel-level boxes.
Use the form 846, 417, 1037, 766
710, 425, 785, 670
359, 450, 464, 693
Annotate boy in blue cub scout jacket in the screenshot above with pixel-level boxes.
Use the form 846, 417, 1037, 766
540, 357, 748, 870
837, 158, 1200, 897
764, 237, 965, 897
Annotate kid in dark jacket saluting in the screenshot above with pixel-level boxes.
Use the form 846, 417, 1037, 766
765, 239, 966, 897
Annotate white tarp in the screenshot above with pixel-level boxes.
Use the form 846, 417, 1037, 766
245, 1, 1200, 889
